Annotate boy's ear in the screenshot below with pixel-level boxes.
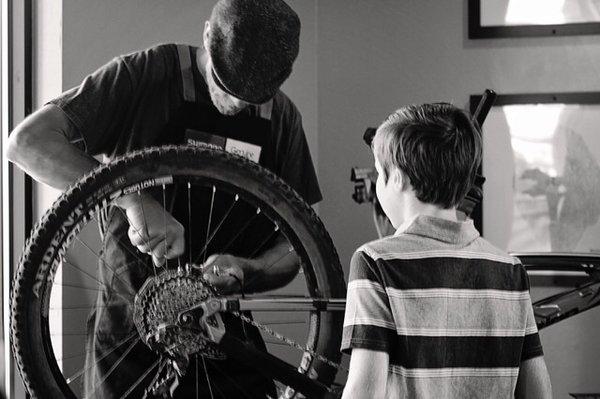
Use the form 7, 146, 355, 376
391, 168, 405, 192
203, 21, 211, 50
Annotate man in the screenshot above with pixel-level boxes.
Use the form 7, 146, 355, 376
7, 0, 321, 397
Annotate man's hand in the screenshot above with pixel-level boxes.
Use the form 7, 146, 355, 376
200, 235, 300, 294
115, 192, 185, 266
201, 254, 256, 295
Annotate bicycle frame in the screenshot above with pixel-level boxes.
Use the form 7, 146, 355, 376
515, 253, 600, 330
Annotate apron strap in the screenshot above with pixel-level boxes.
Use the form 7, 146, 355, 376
176, 44, 196, 103
258, 99, 273, 120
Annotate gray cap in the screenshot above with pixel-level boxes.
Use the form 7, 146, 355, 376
207, 0, 300, 104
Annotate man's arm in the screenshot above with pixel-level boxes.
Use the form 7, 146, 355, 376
202, 234, 300, 294
515, 356, 552, 399
6, 104, 99, 190
342, 348, 388, 399
6, 104, 184, 266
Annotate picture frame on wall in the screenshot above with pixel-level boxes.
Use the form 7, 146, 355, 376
468, 0, 600, 39
469, 92, 600, 255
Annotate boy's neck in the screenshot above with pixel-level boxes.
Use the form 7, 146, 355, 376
399, 194, 458, 226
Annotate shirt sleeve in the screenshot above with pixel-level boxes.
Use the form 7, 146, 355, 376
276, 97, 322, 206
48, 55, 135, 156
520, 266, 544, 361
341, 250, 396, 354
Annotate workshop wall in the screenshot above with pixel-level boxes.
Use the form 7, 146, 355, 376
315, 1, 600, 397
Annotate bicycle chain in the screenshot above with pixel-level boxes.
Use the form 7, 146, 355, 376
231, 310, 346, 372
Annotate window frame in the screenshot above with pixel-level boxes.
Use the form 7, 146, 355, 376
468, 0, 600, 39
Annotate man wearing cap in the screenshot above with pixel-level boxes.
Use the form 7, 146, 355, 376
7, 0, 321, 397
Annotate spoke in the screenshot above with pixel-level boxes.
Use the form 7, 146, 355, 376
91, 337, 140, 394
207, 358, 256, 399
243, 246, 295, 290
64, 332, 139, 384
62, 258, 131, 301
200, 355, 214, 399
57, 352, 88, 363
195, 193, 239, 264
249, 225, 279, 258
119, 357, 162, 399
188, 182, 193, 268
63, 259, 106, 288
74, 236, 137, 296
219, 208, 261, 254
162, 184, 169, 268
197, 364, 228, 399
103, 212, 155, 268
137, 191, 158, 279
53, 282, 126, 295
202, 185, 216, 264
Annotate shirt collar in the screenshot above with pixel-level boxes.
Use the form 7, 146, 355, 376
394, 214, 480, 245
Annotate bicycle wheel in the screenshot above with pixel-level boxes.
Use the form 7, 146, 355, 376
11, 145, 346, 398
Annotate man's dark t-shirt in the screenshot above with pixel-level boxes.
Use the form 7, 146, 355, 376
50, 43, 321, 398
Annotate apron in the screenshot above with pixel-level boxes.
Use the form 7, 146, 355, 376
84, 45, 278, 399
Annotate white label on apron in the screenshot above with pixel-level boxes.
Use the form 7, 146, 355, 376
225, 138, 262, 163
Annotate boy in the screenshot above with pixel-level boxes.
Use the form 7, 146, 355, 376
341, 103, 552, 398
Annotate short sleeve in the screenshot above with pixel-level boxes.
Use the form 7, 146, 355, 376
341, 250, 396, 354
520, 267, 544, 361
49, 55, 134, 156
276, 99, 322, 205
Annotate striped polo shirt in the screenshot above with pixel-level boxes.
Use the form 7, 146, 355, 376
341, 215, 543, 398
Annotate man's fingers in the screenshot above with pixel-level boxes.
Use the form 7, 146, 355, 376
151, 238, 181, 266
128, 226, 150, 247
202, 273, 238, 294
201, 260, 244, 294
152, 252, 166, 268
124, 195, 185, 261
203, 254, 221, 267
166, 234, 185, 259
133, 235, 163, 254
147, 234, 185, 267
